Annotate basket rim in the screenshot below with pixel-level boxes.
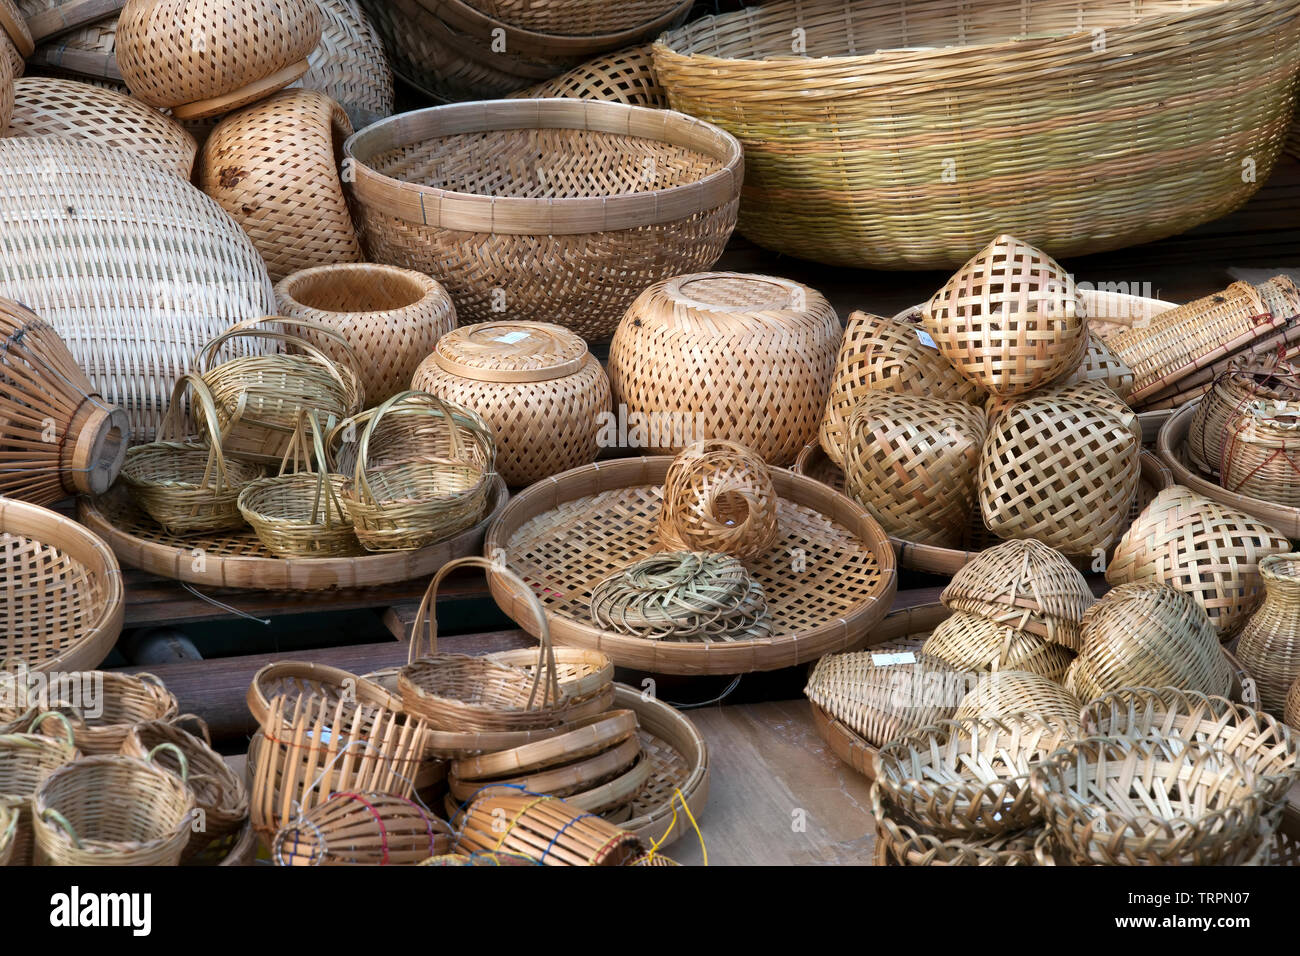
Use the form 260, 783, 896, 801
344, 98, 744, 235
423, 0, 694, 52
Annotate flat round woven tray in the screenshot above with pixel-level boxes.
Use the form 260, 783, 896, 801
78, 476, 507, 590
484, 457, 897, 674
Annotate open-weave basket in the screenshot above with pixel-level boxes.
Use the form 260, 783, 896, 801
246, 660, 400, 728
32, 751, 195, 865
1063, 335, 1135, 400
411, 321, 611, 487
454, 786, 646, 866
465, 0, 681, 35
844, 393, 986, 548
345, 99, 741, 342
1235, 554, 1300, 718
201, 89, 361, 282
1222, 401, 1300, 508
657, 440, 778, 559
296, 0, 392, 129
1107, 485, 1291, 641
870, 785, 1038, 867
116, 0, 321, 119
1187, 359, 1300, 475
0, 711, 78, 865
1030, 736, 1269, 866
922, 612, 1073, 683
278, 264, 456, 409
273, 791, 453, 866
954, 671, 1081, 731
652, 0, 1300, 271
510, 44, 666, 108
1066, 583, 1235, 702
609, 272, 838, 463
39, 670, 178, 754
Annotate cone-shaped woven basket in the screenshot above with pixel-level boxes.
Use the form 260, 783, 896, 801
273, 791, 453, 865
954, 671, 1081, 731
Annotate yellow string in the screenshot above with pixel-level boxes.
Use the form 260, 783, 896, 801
644, 788, 708, 866
493, 796, 550, 852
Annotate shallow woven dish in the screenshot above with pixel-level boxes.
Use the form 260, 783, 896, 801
0, 498, 123, 674
484, 457, 897, 675
411, 321, 611, 487
871, 786, 1039, 867
509, 44, 666, 108
296, 0, 393, 129
653, 0, 1300, 270
345, 99, 742, 342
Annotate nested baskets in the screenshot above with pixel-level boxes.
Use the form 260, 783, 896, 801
609, 273, 838, 463
298, 0, 393, 129
1235, 554, 1300, 718
1287, 678, 1300, 731
455, 787, 646, 865
871, 786, 1039, 867
1107, 485, 1291, 640
955, 671, 1082, 730
41, 670, 178, 754
344, 99, 742, 342
411, 321, 611, 487
652, 0, 1300, 270
0, 711, 78, 865
116, 0, 322, 119
844, 393, 986, 547
201, 89, 361, 282
1187, 359, 1300, 475
278, 264, 456, 408
32, 752, 196, 865
922, 613, 1073, 683
1222, 401, 1300, 507
657, 440, 778, 560
273, 792, 453, 866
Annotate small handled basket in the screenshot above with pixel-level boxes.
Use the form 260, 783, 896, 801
32, 748, 197, 866
272, 791, 454, 866
238, 408, 363, 558
37, 671, 179, 755
0, 710, 79, 865
195, 316, 365, 465
120, 373, 266, 534
246, 660, 402, 727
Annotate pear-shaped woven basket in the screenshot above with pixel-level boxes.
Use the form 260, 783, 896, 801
273, 791, 453, 866
1235, 553, 1300, 718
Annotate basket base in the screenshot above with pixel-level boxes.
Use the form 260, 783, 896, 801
170, 60, 311, 120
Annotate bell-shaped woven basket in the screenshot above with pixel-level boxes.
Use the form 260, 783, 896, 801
922, 612, 1074, 683
954, 671, 1081, 731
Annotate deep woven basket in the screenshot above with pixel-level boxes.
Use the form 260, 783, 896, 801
345, 99, 742, 342
297, 0, 393, 128
1235, 553, 1300, 718
1187, 358, 1300, 475
1222, 401, 1300, 508
0, 711, 78, 865
40, 670, 178, 754
273, 791, 453, 865
954, 671, 1081, 731
922, 612, 1073, 683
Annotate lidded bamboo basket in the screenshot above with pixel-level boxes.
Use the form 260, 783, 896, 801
1222, 400, 1300, 507
1065, 583, 1235, 702
1107, 485, 1292, 640
843, 393, 986, 548
657, 439, 778, 560
1235, 554, 1300, 718
201, 89, 361, 282
296, 0, 393, 129
609, 273, 837, 464
455, 786, 646, 866
922, 612, 1074, 683
0, 711, 78, 866
1188, 358, 1300, 475
273, 791, 453, 866
411, 321, 611, 487
954, 671, 1081, 731
345, 99, 742, 342
115, 0, 322, 120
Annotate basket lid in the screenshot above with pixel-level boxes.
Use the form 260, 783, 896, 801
663, 272, 810, 314
432, 322, 588, 383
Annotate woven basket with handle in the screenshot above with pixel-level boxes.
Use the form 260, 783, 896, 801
40, 670, 178, 754
0, 711, 78, 865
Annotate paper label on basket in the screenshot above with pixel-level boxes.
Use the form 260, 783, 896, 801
871, 651, 917, 666
494, 331, 530, 344
915, 329, 937, 349
305, 729, 333, 744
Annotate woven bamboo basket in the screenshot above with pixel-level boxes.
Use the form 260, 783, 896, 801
653, 0, 1300, 271
1030, 736, 1268, 866
0, 0, 31, 65
1187, 359, 1300, 475
1066, 583, 1235, 702
273, 791, 453, 865
8, 76, 195, 178
979, 382, 1141, 556
844, 393, 986, 548
875, 716, 1075, 838
411, 321, 611, 487
296, 0, 392, 129
16, 0, 119, 42
116, 0, 321, 119
201, 90, 361, 282
246, 661, 401, 728
954, 671, 1082, 731
657, 440, 778, 560
1222, 401, 1300, 508
510, 44, 666, 108
26, 12, 119, 82
278, 264, 456, 409
871, 786, 1039, 867
465, 0, 681, 35
0, 711, 78, 865
39, 670, 178, 754
1235, 554, 1300, 718
455, 786, 646, 865
609, 273, 837, 464
345, 100, 742, 342
450, 710, 638, 784
1107, 485, 1291, 641
1062, 335, 1135, 400
922, 612, 1074, 683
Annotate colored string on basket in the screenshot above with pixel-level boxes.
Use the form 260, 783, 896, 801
644, 787, 708, 867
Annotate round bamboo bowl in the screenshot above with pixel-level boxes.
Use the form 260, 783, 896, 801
1222, 401, 1300, 508
411, 321, 611, 487
955, 671, 1082, 731
1235, 553, 1300, 718
609, 273, 838, 464
454, 786, 646, 865
1187, 359, 1300, 475
652, 0, 1300, 270
299, 0, 393, 129
344, 99, 742, 342
115, 0, 322, 120
16, 0, 118, 43
278, 264, 456, 408
922, 612, 1074, 683
273, 792, 454, 866
871, 786, 1039, 867
0, 711, 78, 865
201, 89, 361, 282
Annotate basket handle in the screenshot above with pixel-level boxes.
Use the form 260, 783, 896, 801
170, 713, 212, 746
279, 409, 350, 529
158, 374, 246, 494
27, 710, 75, 748
147, 742, 190, 783
408, 555, 561, 711
40, 808, 85, 849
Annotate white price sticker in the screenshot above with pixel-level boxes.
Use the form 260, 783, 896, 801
494, 330, 530, 344
915, 329, 937, 349
871, 651, 917, 666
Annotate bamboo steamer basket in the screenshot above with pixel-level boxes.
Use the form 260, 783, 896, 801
7, 76, 195, 177
0, 298, 129, 505
278, 264, 456, 408
115, 0, 322, 120
509, 44, 666, 108
1065, 583, 1234, 702
201, 90, 361, 282
455, 786, 646, 865
843, 393, 986, 547
1107, 485, 1291, 641
0, 711, 78, 865
273, 791, 453, 865
922, 612, 1073, 683
38, 670, 179, 754
465, 0, 682, 35
296, 0, 392, 129
657, 439, 778, 560
411, 321, 611, 487
344, 99, 742, 342
871, 786, 1039, 867
609, 273, 838, 464
653, 0, 1300, 270
954, 671, 1081, 732
1235, 554, 1300, 718
16, 0, 118, 42
1187, 358, 1300, 475
1222, 400, 1300, 508
1030, 736, 1268, 866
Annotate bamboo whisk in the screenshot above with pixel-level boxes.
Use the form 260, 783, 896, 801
0, 297, 129, 504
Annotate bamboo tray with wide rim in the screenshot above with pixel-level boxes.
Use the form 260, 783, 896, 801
482, 457, 897, 675
77, 476, 507, 590
1159, 400, 1300, 538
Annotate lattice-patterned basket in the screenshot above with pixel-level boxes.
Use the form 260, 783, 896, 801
871, 785, 1039, 867
0, 711, 78, 865
922, 612, 1074, 683
954, 671, 1081, 731
657, 439, 778, 560
1066, 583, 1235, 702
201, 89, 361, 282
454, 786, 646, 866
464, 0, 682, 35
278, 264, 456, 409
346, 100, 742, 343
1222, 401, 1300, 509
116, 0, 321, 119
1187, 358, 1300, 475
843, 393, 986, 547
411, 321, 612, 488
510, 44, 665, 107
1107, 485, 1291, 641
609, 273, 837, 463
273, 791, 453, 865
1062, 335, 1135, 400
1235, 553, 1300, 719
296, 0, 392, 129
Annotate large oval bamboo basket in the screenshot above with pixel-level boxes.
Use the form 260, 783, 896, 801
653, 0, 1300, 270
344, 99, 742, 342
